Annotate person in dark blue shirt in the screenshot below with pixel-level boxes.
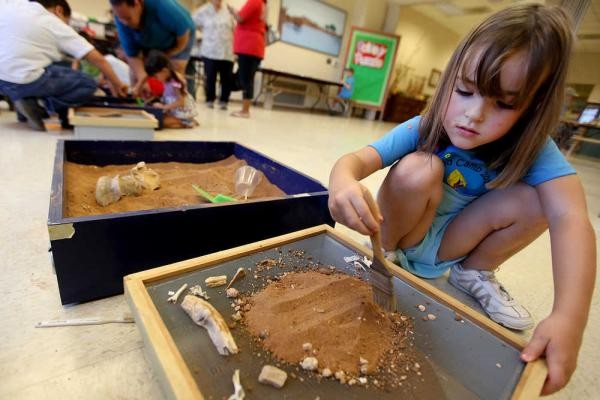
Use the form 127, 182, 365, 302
110, 0, 195, 97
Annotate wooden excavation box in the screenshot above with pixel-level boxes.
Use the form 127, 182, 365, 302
48, 140, 333, 304
124, 225, 547, 400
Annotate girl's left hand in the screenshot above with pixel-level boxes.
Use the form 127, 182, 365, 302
520, 312, 583, 395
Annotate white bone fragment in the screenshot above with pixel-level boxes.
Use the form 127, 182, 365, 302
227, 369, 245, 400
226, 267, 247, 289
130, 161, 160, 190
205, 275, 227, 287
300, 357, 318, 371
358, 377, 367, 385
167, 283, 188, 303
258, 365, 288, 388
180, 295, 239, 355
427, 313, 436, 320
226, 288, 239, 298
168, 291, 175, 296
417, 304, 426, 312
189, 284, 210, 300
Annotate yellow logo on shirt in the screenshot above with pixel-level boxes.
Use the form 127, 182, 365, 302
448, 169, 467, 189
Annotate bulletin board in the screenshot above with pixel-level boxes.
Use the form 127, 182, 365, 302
342, 27, 400, 111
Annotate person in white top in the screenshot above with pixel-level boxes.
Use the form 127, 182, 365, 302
193, 0, 235, 109
0, 0, 128, 131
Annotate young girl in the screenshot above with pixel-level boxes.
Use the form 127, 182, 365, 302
328, 4, 595, 395
143, 50, 198, 128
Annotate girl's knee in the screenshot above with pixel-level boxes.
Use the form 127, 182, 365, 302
386, 152, 444, 193
495, 184, 547, 230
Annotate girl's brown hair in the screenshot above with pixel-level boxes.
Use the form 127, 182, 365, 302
419, 4, 574, 188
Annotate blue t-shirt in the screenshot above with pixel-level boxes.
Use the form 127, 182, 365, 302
370, 116, 576, 197
338, 75, 354, 100
115, 0, 195, 57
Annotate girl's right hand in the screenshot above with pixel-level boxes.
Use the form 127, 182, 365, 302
328, 180, 382, 236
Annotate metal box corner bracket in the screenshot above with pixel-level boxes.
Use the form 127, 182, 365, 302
124, 225, 547, 400
47, 140, 334, 305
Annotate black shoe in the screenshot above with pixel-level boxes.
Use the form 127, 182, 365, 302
14, 98, 46, 131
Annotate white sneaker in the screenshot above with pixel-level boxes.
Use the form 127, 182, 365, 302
448, 263, 533, 330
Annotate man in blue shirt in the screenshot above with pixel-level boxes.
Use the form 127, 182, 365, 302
110, 0, 195, 96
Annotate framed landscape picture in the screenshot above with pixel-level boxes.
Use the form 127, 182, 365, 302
279, 0, 347, 56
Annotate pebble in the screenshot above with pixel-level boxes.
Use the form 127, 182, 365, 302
417, 304, 426, 312
300, 357, 319, 371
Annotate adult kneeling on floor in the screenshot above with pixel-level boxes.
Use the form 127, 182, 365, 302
0, 0, 129, 131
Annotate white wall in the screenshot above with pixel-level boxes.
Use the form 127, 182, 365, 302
393, 6, 460, 98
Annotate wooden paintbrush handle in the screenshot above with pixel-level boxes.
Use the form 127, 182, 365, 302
362, 188, 387, 265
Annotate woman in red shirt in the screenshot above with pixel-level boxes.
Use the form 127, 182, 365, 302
228, 0, 266, 118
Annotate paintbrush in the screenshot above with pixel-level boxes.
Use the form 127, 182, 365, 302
363, 189, 396, 312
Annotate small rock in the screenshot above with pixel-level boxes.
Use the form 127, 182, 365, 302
258, 365, 288, 388
496, 363, 502, 368
417, 304, 426, 312
231, 311, 242, 321
427, 313, 436, 320
300, 357, 318, 371
302, 342, 313, 352
226, 288, 239, 298
321, 368, 332, 378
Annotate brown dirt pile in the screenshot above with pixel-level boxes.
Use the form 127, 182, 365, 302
64, 156, 285, 217
244, 270, 406, 377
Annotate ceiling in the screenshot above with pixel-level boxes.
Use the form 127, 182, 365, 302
390, 0, 600, 53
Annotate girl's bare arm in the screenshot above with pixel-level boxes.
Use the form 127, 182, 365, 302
522, 174, 596, 394
328, 146, 383, 235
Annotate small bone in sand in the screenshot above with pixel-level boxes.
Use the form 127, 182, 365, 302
167, 283, 188, 303
205, 275, 227, 287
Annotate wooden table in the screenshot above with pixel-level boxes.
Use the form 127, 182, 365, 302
560, 120, 600, 159
255, 67, 342, 111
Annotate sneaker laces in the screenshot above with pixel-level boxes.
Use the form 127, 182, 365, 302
478, 270, 513, 302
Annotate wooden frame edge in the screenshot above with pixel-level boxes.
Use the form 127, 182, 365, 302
125, 277, 203, 400
511, 360, 547, 400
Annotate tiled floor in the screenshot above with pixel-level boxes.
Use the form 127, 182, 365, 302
0, 103, 598, 399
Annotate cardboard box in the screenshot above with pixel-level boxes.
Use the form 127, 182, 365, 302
48, 140, 333, 304
124, 225, 547, 400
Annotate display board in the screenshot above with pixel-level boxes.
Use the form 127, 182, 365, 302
342, 27, 400, 110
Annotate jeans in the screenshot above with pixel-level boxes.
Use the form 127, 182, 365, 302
203, 58, 234, 103
0, 64, 96, 120
236, 54, 261, 100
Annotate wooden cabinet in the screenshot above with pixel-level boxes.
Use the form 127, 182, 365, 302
383, 94, 427, 123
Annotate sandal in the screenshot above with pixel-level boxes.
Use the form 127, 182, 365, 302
230, 111, 250, 118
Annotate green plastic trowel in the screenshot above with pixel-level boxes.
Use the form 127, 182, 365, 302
192, 184, 236, 203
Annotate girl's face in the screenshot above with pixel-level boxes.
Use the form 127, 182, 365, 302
443, 51, 531, 150
153, 67, 170, 82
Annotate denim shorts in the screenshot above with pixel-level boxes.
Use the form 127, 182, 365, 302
394, 184, 477, 278
171, 29, 196, 61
